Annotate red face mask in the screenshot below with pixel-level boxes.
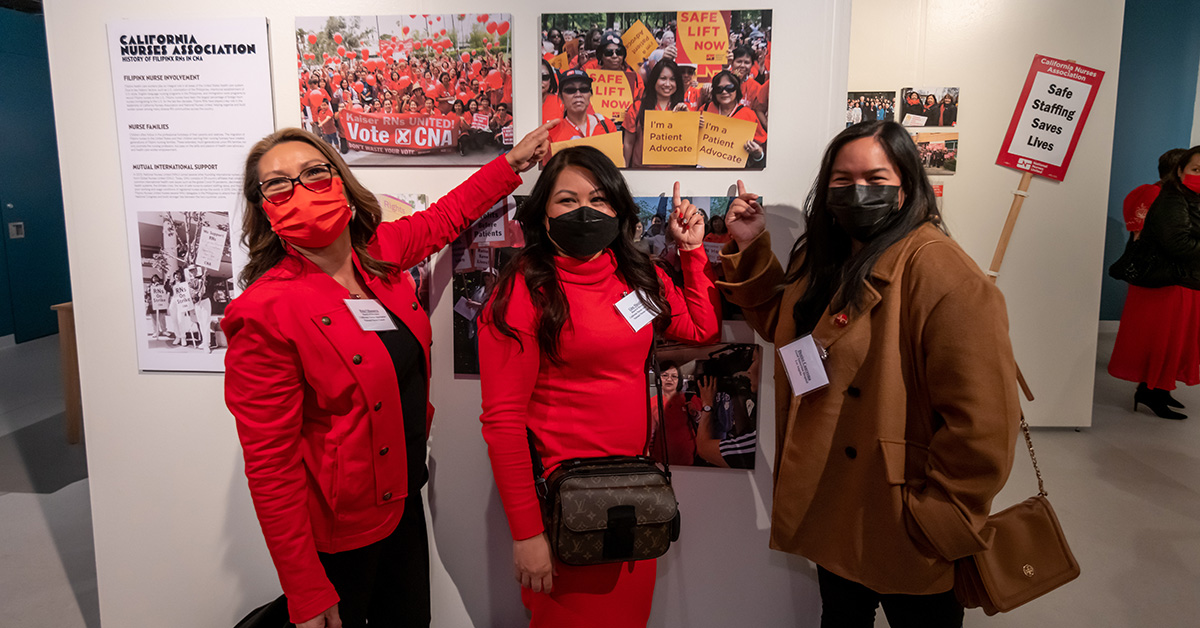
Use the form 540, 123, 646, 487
263, 177, 351, 249
1183, 174, 1200, 195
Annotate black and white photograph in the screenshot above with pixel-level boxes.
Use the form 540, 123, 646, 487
651, 341, 762, 469
135, 210, 234, 371
846, 91, 895, 126
900, 86, 959, 127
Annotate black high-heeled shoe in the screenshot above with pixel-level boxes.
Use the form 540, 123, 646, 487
1134, 385, 1187, 420
1137, 383, 1185, 409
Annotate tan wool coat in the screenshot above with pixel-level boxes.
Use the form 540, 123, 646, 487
718, 224, 1020, 595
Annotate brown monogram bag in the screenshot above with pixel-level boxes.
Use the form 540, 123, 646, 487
528, 345, 680, 566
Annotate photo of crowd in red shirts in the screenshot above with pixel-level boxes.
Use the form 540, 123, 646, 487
539, 11, 771, 170
296, 14, 514, 166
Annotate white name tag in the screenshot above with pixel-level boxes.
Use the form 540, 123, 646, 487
778, 334, 829, 397
614, 290, 656, 332
344, 299, 398, 332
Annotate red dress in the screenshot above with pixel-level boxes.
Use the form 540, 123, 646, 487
478, 248, 720, 626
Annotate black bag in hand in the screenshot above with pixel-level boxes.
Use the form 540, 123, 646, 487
1109, 234, 1175, 287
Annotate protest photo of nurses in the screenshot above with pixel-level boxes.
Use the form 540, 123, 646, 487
900, 86, 959, 127
296, 14, 515, 166
539, 11, 771, 170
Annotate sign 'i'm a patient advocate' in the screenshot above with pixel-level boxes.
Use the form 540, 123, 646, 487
996, 54, 1105, 181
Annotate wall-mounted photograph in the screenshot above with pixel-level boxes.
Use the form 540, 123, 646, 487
296, 14, 514, 166
539, 11, 771, 169
900, 86, 959, 127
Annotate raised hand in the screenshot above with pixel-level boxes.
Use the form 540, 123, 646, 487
725, 179, 765, 249
668, 181, 705, 251
505, 119, 561, 173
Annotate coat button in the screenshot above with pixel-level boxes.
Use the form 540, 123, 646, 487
845, 446, 857, 459
834, 313, 849, 327
374, 402, 383, 411
352, 354, 363, 364
321, 316, 331, 325
846, 386, 861, 398
382, 491, 392, 501
379, 446, 389, 456
412, 301, 419, 310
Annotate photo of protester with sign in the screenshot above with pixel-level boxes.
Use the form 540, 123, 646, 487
540, 11, 772, 170
846, 91, 895, 126
900, 86, 959, 127
909, 131, 959, 175
136, 211, 234, 367
451, 196, 527, 375
651, 340, 761, 469
296, 14, 514, 166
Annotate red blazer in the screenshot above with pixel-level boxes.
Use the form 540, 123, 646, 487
222, 156, 520, 623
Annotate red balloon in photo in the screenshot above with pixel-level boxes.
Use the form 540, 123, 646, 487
402, 26, 410, 35
307, 33, 317, 45
397, 76, 411, 90
472, 60, 482, 72
352, 104, 363, 112
366, 75, 376, 85
486, 22, 497, 33
497, 22, 510, 36
486, 42, 493, 50
461, 52, 470, 63
333, 33, 343, 44
361, 49, 369, 60
487, 69, 503, 89
353, 82, 364, 93
336, 45, 346, 56
479, 14, 489, 23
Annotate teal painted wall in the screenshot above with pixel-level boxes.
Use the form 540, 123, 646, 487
1100, 0, 1200, 319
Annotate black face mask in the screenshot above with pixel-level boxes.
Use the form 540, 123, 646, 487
547, 206, 620, 259
827, 184, 901, 242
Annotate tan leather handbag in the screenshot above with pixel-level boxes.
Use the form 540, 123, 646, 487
954, 416, 1081, 614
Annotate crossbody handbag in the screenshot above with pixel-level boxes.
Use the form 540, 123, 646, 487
953, 415, 1080, 614
1108, 232, 1176, 288
899, 240, 1079, 614
527, 339, 680, 566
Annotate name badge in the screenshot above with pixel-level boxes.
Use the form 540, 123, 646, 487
344, 299, 398, 332
778, 334, 829, 397
614, 290, 656, 332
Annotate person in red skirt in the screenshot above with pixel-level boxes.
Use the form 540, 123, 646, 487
478, 147, 721, 627
1122, 148, 1188, 234
1109, 145, 1200, 419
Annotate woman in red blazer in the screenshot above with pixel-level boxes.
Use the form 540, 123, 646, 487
478, 147, 721, 626
223, 122, 555, 628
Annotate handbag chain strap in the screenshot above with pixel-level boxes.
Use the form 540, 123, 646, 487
1019, 415, 1047, 497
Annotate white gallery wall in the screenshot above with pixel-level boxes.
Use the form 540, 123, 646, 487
44, 1, 850, 627
848, 0, 1125, 428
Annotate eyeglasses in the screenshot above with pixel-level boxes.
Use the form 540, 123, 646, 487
602, 48, 624, 57
561, 86, 591, 95
258, 163, 335, 204
660, 373, 679, 380
713, 83, 738, 94
541, 74, 552, 81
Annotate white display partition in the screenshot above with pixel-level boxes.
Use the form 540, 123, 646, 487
45, 1, 849, 627
847, 0, 1124, 427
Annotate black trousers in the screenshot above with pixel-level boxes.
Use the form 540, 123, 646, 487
817, 566, 963, 628
317, 493, 431, 628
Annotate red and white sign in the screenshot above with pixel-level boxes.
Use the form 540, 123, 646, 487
996, 54, 1104, 182
337, 110, 459, 155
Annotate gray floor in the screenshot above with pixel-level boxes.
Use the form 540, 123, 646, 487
0, 331, 1196, 627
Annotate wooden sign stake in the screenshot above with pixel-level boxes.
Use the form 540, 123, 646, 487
988, 171, 1036, 402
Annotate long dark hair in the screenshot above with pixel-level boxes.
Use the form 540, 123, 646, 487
238, 127, 396, 288
639, 60, 684, 120
786, 120, 945, 334
489, 147, 671, 362
1164, 145, 1200, 192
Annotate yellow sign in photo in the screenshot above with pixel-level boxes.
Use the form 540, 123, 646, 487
677, 11, 729, 65
641, 111, 701, 166
621, 20, 658, 69
548, 52, 570, 72
696, 113, 757, 168
585, 69, 633, 124
551, 131, 627, 168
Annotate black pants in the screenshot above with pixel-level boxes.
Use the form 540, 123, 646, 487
317, 493, 431, 628
817, 566, 963, 628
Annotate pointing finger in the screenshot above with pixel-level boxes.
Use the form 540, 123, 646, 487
673, 181, 681, 208
736, 179, 746, 197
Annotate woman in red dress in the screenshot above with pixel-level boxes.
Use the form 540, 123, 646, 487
478, 147, 720, 627
1109, 145, 1200, 419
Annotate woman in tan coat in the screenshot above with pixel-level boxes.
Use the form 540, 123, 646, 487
718, 121, 1020, 627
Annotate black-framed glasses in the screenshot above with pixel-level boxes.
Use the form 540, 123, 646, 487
713, 83, 738, 94
258, 163, 335, 204
601, 48, 623, 57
